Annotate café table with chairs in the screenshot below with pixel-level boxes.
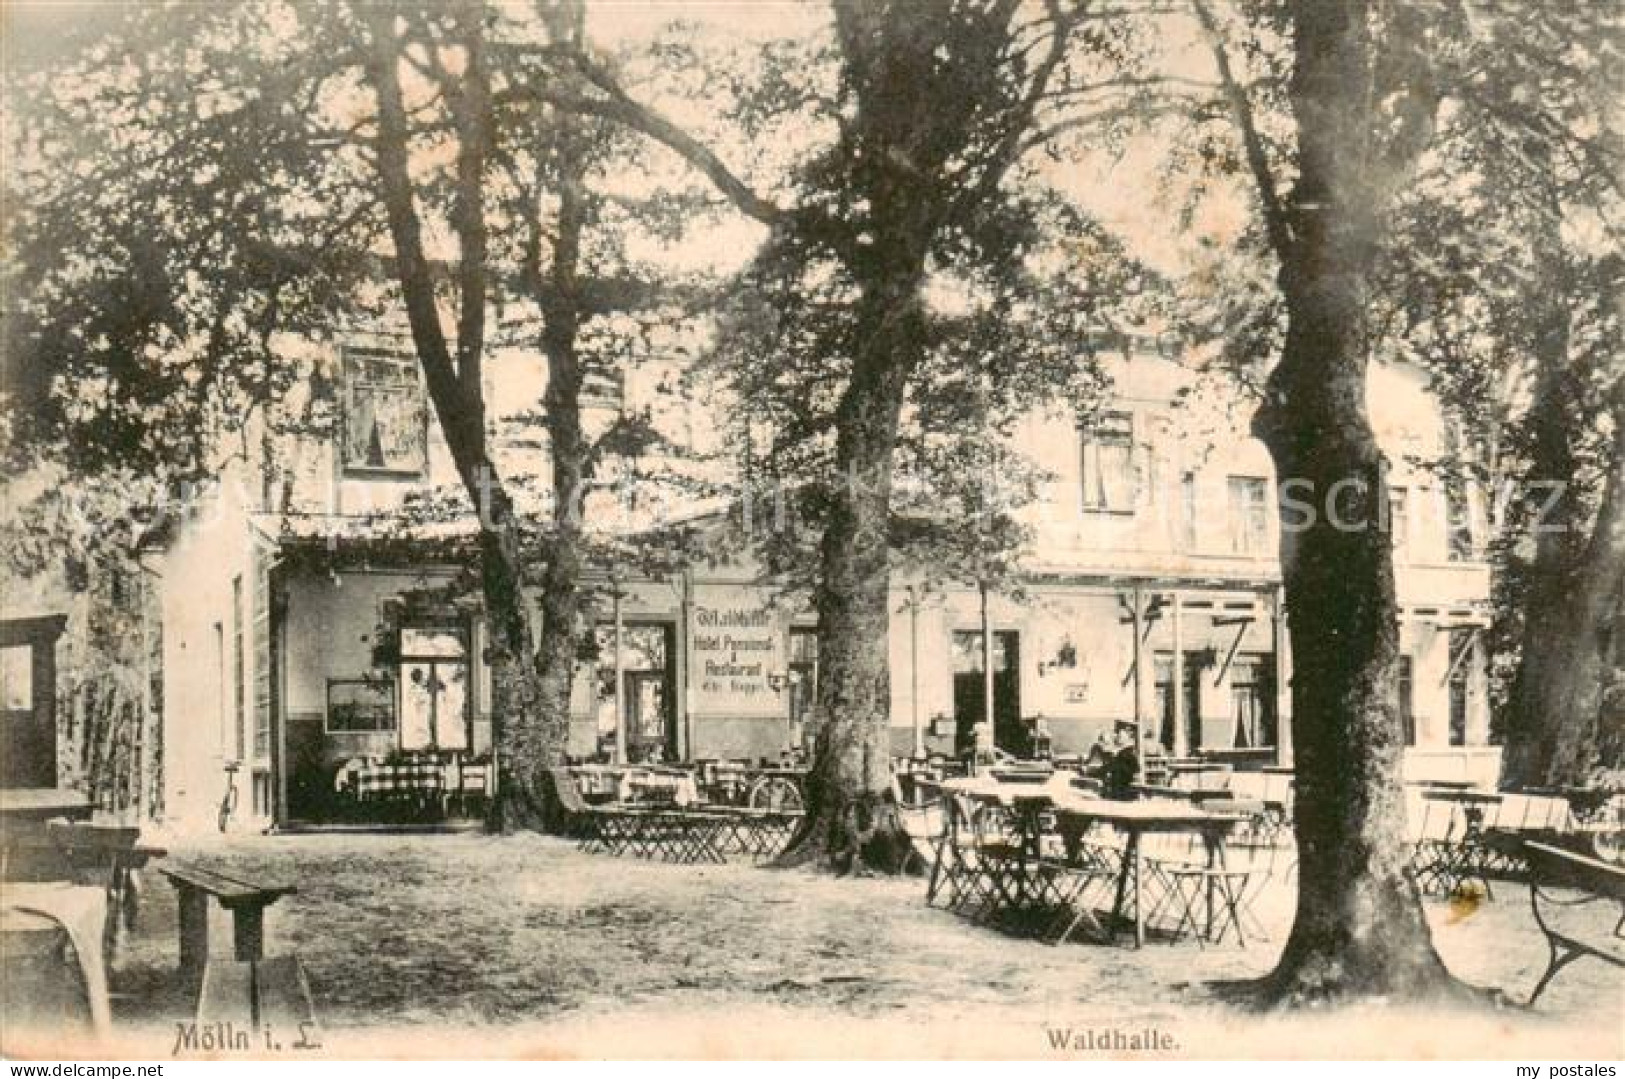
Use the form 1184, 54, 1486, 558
937, 774, 1259, 948
559, 764, 800, 865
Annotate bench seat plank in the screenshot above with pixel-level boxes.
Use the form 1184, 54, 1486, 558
160, 865, 295, 907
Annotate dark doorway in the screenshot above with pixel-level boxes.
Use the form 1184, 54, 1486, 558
596, 622, 678, 762
1, 616, 66, 789
1155, 650, 1206, 752
952, 630, 1023, 756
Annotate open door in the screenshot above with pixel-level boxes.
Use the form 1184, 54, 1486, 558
951, 630, 1023, 756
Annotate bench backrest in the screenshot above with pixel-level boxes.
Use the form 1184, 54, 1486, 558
1524, 841, 1625, 901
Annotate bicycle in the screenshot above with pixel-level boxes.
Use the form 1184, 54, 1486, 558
217, 759, 242, 833
746, 772, 805, 813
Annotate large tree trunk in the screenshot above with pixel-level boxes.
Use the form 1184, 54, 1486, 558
1503, 383, 1625, 788
365, 6, 561, 830
1499, 163, 1625, 789
521, 101, 596, 833
1248, 0, 1465, 1005
779, 341, 915, 873
772, 2, 957, 874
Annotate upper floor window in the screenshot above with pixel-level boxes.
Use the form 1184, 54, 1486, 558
1388, 487, 1411, 556
1079, 411, 1135, 513
1179, 471, 1198, 551
1446, 481, 1475, 561
1227, 476, 1269, 555
343, 346, 427, 477
1397, 654, 1416, 746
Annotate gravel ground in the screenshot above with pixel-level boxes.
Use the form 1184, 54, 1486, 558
10, 832, 1621, 1059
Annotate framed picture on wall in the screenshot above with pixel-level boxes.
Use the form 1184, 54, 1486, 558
326, 678, 396, 734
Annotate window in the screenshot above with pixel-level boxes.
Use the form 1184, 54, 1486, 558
1448, 630, 1474, 746
1397, 655, 1416, 746
231, 576, 246, 761
1154, 654, 1174, 750
1227, 477, 1270, 555
343, 346, 427, 476
951, 631, 1011, 674
1446, 481, 1475, 561
1080, 411, 1135, 512
1179, 472, 1198, 551
0, 646, 31, 712
1388, 487, 1410, 555
1449, 672, 1468, 747
788, 627, 819, 728
326, 679, 396, 733
399, 626, 470, 751
1229, 654, 1276, 749
214, 622, 227, 754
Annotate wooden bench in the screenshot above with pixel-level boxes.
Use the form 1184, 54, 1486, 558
196, 955, 320, 1048
1522, 841, 1625, 1005
157, 863, 295, 984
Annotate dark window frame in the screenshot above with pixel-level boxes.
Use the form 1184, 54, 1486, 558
341, 345, 429, 479
1079, 410, 1136, 514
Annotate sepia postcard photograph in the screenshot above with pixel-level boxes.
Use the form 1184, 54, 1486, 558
0, 0, 1621, 1065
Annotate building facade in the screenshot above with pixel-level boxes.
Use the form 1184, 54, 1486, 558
153, 333, 1498, 833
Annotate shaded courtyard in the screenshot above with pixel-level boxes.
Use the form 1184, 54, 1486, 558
17, 831, 1617, 1059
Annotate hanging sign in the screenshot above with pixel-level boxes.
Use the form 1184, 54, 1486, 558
688, 587, 786, 716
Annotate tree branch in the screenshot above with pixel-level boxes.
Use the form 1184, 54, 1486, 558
361, 7, 481, 475
448, 0, 491, 419
1193, 0, 1292, 260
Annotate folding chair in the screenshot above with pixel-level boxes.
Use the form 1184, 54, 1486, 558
1407, 786, 1464, 896
898, 800, 949, 896
1160, 802, 1284, 947
1036, 823, 1117, 946
548, 767, 621, 851
937, 795, 1020, 922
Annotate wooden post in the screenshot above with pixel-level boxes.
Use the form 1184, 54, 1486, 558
1171, 591, 1187, 757
1272, 585, 1291, 767
1131, 585, 1145, 783
909, 585, 924, 759
231, 906, 265, 963
176, 884, 209, 986
980, 579, 995, 767
612, 581, 625, 765
676, 570, 692, 762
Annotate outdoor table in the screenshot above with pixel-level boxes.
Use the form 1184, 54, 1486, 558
1166, 762, 1233, 792
1, 881, 112, 1037
1053, 798, 1243, 948
623, 770, 699, 806
1419, 787, 1503, 898
349, 760, 446, 803
1167, 761, 1229, 775
597, 806, 729, 864
0, 789, 94, 826
687, 805, 802, 861
940, 777, 1108, 932
1523, 786, 1619, 826
1131, 783, 1199, 802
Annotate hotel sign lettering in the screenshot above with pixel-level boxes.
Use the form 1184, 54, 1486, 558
689, 594, 785, 716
